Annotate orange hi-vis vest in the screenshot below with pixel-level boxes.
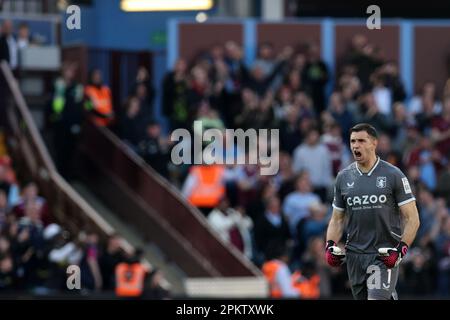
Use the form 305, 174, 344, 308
291, 271, 320, 299
262, 259, 283, 298
85, 85, 113, 126
115, 263, 147, 297
188, 165, 225, 208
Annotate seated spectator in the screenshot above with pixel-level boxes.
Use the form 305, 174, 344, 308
431, 97, 450, 159
409, 82, 442, 116
0, 164, 20, 209
436, 162, 450, 207
254, 196, 291, 264
282, 171, 321, 235
47, 228, 83, 290
207, 197, 253, 259
0, 190, 8, 230
0, 254, 16, 291
13, 182, 50, 226
294, 202, 329, 262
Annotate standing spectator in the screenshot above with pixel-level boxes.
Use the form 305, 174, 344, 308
47, 62, 84, 179
409, 82, 442, 116
132, 66, 155, 119
431, 97, 450, 159
292, 129, 333, 201
100, 234, 127, 291
138, 121, 170, 178
328, 91, 354, 141
119, 96, 146, 150
303, 43, 329, 113
79, 231, 103, 292
0, 20, 18, 72
162, 58, 189, 130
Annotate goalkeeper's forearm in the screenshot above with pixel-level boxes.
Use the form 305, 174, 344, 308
326, 209, 345, 243
400, 201, 420, 246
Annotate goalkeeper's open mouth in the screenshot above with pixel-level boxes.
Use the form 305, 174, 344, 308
353, 150, 362, 161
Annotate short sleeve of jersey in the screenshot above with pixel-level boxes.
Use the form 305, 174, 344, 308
332, 173, 345, 212
393, 168, 416, 207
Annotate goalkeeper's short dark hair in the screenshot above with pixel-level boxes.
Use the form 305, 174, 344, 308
349, 123, 378, 139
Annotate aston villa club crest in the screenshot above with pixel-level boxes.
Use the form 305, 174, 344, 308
376, 176, 387, 188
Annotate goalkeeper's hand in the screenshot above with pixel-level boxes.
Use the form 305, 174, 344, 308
377, 241, 409, 269
325, 240, 345, 267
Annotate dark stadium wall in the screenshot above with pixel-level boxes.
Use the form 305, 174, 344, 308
414, 25, 450, 96
179, 23, 243, 65
257, 23, 321, 53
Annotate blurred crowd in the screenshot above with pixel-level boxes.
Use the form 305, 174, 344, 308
0, 152, 169, 298
3, 15, 450, 298
152, 35, 450, 298
42, 33, 450, 298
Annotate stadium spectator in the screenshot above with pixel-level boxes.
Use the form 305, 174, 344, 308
13, 182, 50, 226
262, 241, 299, 298
0, 20, 18, 72
84, 68, 114, 127
131, 66, 155, 121
182, 162, 227, 216
0, 163, 20, 208
162, 58, 189, 130
409, 81, 442, 116
436, 161, 450, 207
99, 233, 127, 291
207, 197, 253, 258
303, 43, 329, 113
145, 268, 171, 299
79, 230, 103, 291
118, 96, 146, 151
137, 120, 170, 178
115, 248, 148, 299
292, 129, 333, 201
283, 171, 321, 235
431, 97, 450, 159
254, 196, 291, 264
47, 62, 84, 179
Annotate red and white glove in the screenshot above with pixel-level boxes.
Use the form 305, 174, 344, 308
377, 241, 409, 269
325, 240, 345, 267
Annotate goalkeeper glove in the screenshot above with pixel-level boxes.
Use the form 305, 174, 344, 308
325, 240, 345, 267
377, 241, 409, 269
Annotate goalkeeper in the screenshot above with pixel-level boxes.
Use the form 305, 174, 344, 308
325, 123, 420, 300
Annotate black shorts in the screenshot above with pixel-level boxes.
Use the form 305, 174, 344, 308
346, 251, 399, 300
